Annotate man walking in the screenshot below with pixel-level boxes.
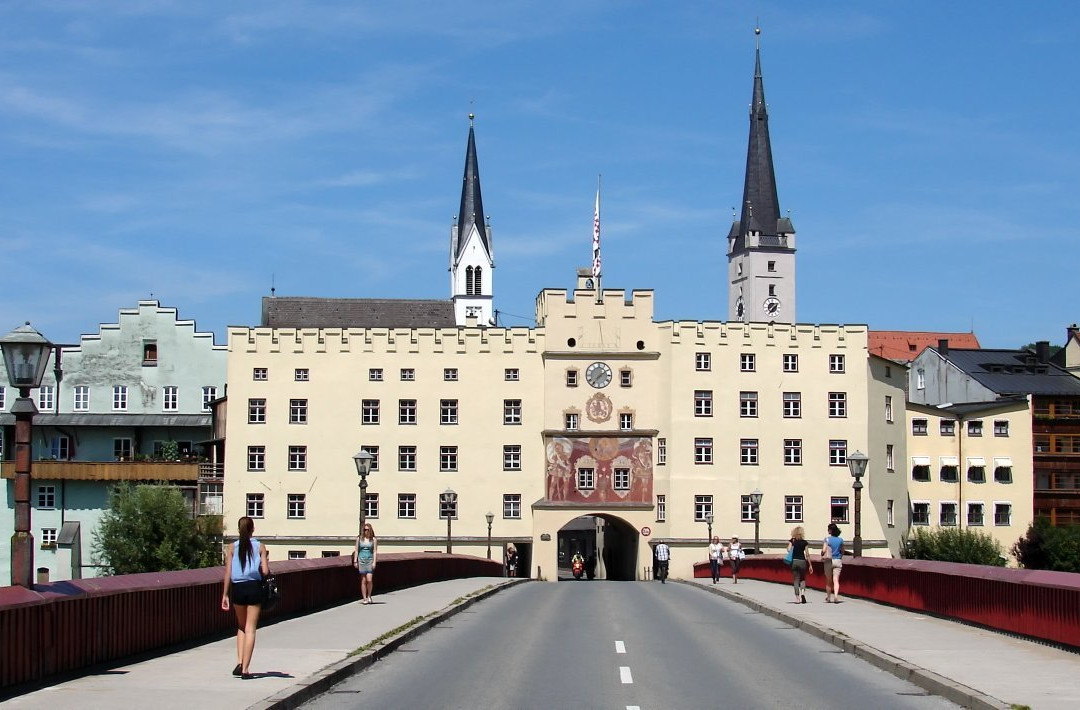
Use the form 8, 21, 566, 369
654, 540, 671, 583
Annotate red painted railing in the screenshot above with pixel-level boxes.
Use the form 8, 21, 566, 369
693, 556, 1080, 649
0, 553, 501, 690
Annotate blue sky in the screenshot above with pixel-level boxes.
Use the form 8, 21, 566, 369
1, 2, 1077, 349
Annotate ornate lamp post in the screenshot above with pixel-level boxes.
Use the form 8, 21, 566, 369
353, 450, 374, 537
485, 511, 494, 559
847, 450, 869, 557
0, 322, 54, 588
750, 488, 763, 554
440, 488, 458, 554
705, 512, 714, 542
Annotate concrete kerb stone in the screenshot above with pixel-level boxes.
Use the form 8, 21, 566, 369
249, 579, 528, 710
676, 580, 1010, 710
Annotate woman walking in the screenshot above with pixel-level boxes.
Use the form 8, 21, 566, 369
353, 523, 378, 604
728, 537, 743, 584
221, 516, 270, 679
707, 536, 725, 584
787, 526, 812, 603
821, 523, 844, 603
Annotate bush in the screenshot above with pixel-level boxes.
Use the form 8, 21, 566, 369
93, 483, 219, 575
1012, 517, 1080, 573
901, 527, 1006, 566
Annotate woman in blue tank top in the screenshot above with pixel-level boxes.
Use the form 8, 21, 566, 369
353, 523, 378, 605
821, 523, 844, 603
221, 516, 269, 678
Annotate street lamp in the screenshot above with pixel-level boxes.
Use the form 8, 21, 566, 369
750, 488, 763, 555
440, 488, 458, 554
0, 322, 54, 588
705, 512, 714, 542
485, 511, 494, 559
847, 450, 869, 557
353, 450, 374, 537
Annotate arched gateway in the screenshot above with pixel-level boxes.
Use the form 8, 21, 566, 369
532, 509, 654, 582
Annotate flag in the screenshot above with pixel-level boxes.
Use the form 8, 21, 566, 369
591, 185, 601, 280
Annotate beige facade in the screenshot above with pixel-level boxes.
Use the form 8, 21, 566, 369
904, 399, 1033, 563
223, 285, 907, 579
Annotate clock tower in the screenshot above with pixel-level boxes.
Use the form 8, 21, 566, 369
451, 114, 495, 326
727, 29, 796, 324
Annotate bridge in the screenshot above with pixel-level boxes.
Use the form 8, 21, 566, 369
1, 556, 1078, 708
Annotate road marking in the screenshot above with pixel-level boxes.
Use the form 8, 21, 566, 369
627, 706, 641, 710
615, 640, 626, 654
620, 666, 633, 684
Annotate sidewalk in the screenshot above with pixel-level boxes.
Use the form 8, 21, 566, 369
683, 577, 1080, 710
3, 577, 515, 710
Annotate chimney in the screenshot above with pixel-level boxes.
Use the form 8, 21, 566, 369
938, 339, 949, 356
1069, 323, 1079, 340
1036, 340, 1050, 364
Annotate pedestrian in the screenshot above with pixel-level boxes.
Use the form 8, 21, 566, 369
821, 523, 844, 603
221, 515, 270, 680
353, 523, 377, 604
728, 537, 743, 583
654, 539, 671, 583
787, 526, 812, 603
505, 544, 518, 578
708, 536, 725, 584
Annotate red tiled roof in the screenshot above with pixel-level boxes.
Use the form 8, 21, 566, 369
868, 331, 981, 362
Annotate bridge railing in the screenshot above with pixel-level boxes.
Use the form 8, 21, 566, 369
0, 553, 501, 691
693, 555, 1080, 649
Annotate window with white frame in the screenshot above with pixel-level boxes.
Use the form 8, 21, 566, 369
0, 385, 5, 410
886, 444, 895, 471
113, 385, 128, 411
565, 412, 579, 431
740, 495, 755, 522
362, 399, 380, 424
253, 367, 268, 381
619, 412, 633, 431
566, 369, 578, 387
830, 496, 850, 523
440, 495, 458, 520
37, 485, 57, 509
504, 399, 522, 425
41, 527, 58, 547
440, 399, 458, 425
620, 369, 632, 387
656, 494, 666, 522
994, 420, 1009, 437
369, 368, 383, 381
783, 353, 798, 372
202, 386, 217, 411
504, 368, 519, 381
967, 502, 984, 526
248, 398, 266, 424
695, 352, 711, 371
247, 446, 265, 471
911, 501, 930, 526
939, 502, 958, 526
289, 399, 308, 424
440, 446, 458, 472
968, 460, 986, 483
940, 419, 955, 436
398, 494, 416, 519
73, 385, 89, 411
740, 391, 758, 417
916, 369, 925, 389
294, 368, 309, 382
994, 460, 1012, 483
398, 446, 417, 471
940, 462, 959, 482
968, 420, 983, 437
829, 440, 847, 466
829, 354, 845, 373
113, 438, 132, 460
444, 368, 458, 382
994, 502, 1012, 526
783, 392, 801, 418
740, 353, 756, 372
503, 445, 521, 471
657, 438, 666, 465
246, 493, 265, 518
912, 418, 928, 435
694, 438, 713, 464
694, 495, 713, 522
38, 385, 54, 411
887, 499, 895, 526
288, 551, 307, 560
694, 390, 713, 417
503, 494, 521, 519
399, 399, 417, 425
50, 435, 71, 460
163, 385, 178, 411
828, 392, 847, 418
577, 467, 595, 490
784, 439, 802, 465
884, 395, 893, 423
360, 445, 379, 471
614, 468, 631, 491
784, 495, 803, 523
288, 446, 307, 471
287, 493, 306, 519
400, 368, 415, 381
740, 439, 758, 465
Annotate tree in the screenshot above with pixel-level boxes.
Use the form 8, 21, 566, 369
93, 483, 219, 575
1012, 517, 1080, 573
1019, 342, 1062, 357
901, 527, 1006, 566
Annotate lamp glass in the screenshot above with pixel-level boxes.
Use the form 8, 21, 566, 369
485, 511, 494, 524
0, 323, 52, 389
705, 513, 714, 525
353, 449, 374, 476
750, 488, 763, 508
847, 450, 869, 479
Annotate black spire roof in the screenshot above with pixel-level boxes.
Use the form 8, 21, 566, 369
455, 116, 489, 259
730, 36, 793, 253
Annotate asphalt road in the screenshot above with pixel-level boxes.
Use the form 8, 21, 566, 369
304, 580, 958, 710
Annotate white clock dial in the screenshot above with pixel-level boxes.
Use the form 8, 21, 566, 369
585, 362, 612, 388
763, 297, 781, 318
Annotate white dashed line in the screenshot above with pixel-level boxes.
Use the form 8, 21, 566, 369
620, 666, 633, 684
627, 706, 641, 710
615, 640, 626, 654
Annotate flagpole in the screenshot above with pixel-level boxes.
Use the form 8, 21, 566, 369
593, 173, 602, 304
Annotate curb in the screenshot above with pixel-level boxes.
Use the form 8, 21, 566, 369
250, 578, 529, 710
677, 580, 1010, 710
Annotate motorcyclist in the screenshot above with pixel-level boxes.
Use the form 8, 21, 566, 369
571, 552, 585, 578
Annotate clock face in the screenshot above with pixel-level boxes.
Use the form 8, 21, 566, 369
585, 361, 612, 388
585, 278, 594, 289
763, 297, 781, 318
735, 297, 745, 319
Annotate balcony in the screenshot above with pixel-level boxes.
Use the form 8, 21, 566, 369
0, 460, 199, 482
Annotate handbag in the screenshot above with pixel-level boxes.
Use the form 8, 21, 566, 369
261, 574, 280, 611
783, 548, 794, 566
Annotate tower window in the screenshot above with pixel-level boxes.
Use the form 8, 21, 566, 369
768, 261, 776, 272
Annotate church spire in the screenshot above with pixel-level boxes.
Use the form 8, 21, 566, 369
454, 113, 489, 260
450, 113, 494, 327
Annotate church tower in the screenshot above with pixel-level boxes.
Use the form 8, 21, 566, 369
728, 30, 796, 324
450, 114, 495, 326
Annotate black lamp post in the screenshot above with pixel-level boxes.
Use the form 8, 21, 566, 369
353, 450, 374, 537
441, 488, 457, 554
847, 450, 868, 557
485, 511, 494, 559
750, 488, 763, 554
705, 512, 714, 542
0, 322, 54, 588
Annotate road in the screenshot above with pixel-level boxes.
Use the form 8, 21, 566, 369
304, 580, 958, 710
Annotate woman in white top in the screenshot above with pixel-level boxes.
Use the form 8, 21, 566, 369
728, 537, 744, 584
707, 536, 725, 584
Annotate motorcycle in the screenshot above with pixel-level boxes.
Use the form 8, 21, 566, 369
571, 559, 584, 579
